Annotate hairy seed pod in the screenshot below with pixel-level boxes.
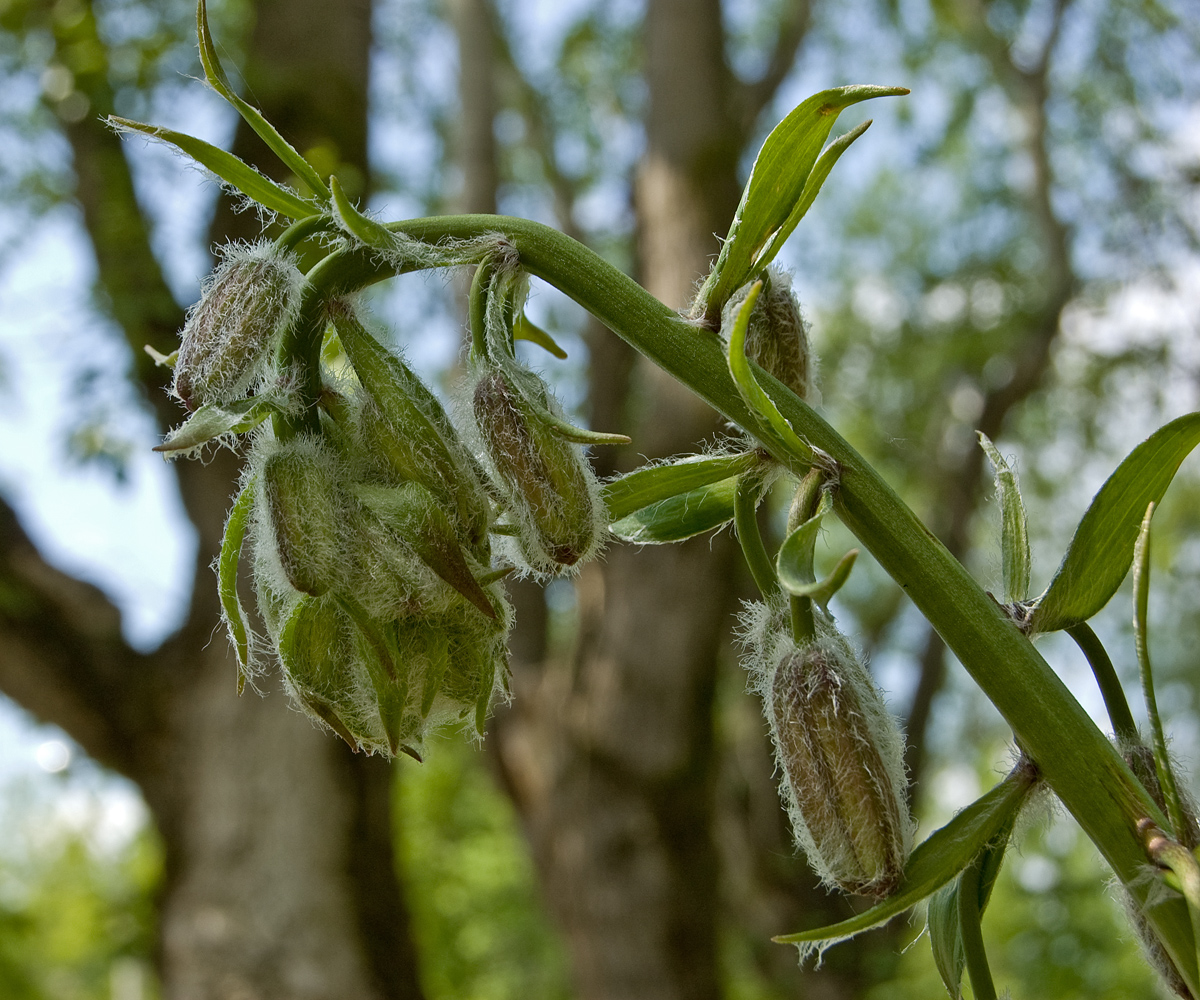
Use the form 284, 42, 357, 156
173, 242, 301, 410
723, 267, 811, 402
473, 367, 599, 571
260, 436, 343, 597
335, 304, 490, 548
769, 638, 912, 898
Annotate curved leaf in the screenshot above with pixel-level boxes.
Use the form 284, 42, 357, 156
197, 0, 330, 200
609, 476, 739, 544
154, 399, 271, 456
774, 765, 1035, 958
698, 85, 908, 316
601, 451, 761, 522
218, 478, 255, 682
1030, 412, 1200, 633
110, 117, 318, 220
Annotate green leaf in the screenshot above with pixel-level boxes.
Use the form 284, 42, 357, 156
514, 314, 568, 359
110, 117, 319, 220
774, 765, 1035, 954
1030, 412, 1200, 633
218, 478, 255, 680
775, 489, 833, 591
196, 0, 330, 201
153, 399, 271, 456
781, 549, 859, 605
928, 880, 965, 999
609, 476, 740, 544
601, 451, 761, 522
698, 85, 907, 317
725, 281, 813, 461
979, 432, 1031, 603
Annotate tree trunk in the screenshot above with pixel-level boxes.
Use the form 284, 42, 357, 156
0, 2, 424, 997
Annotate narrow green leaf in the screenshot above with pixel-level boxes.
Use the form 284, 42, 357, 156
979, 432, 1031, 603
110, 117, 319, 220
726, 281, 813, 461
154, 399, 270, 456
699, 86, 907, 316
774, 765, 1035, 951
753, 120, 873, 274
734, 471, 779, 599
196, 0, 330, 200
928, 880, 965, 999
331, 175, 397, 249
514, 314, 568, 358
218, 478, 255, 675
601, 451, 761, 522
609, 476, 740, 544
1030, 412, 1200, 633
1135, 504, 1188, 840
958, 856, 1000, 1000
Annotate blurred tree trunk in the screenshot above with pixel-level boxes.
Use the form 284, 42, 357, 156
0, 1, 424, 998
478, 1, 877, 997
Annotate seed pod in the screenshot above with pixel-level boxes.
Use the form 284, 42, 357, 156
260, 435, 344, 597
173, 242, 301, 410
473, 367, 600, 572
334, 304, 490, 549
768, 636, 912, 898
723, 268, 811, 402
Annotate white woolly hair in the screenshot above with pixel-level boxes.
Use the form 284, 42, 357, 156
173, 240, 304, 409
739, 598, 916, 896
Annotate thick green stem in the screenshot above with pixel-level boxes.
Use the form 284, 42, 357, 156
1067, 623, 1139, 746
300, 215, 1195, 991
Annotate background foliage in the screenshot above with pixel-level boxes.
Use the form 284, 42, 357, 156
1, 0, 1199, 996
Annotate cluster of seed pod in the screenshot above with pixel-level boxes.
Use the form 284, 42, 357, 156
169, 243, 608, 758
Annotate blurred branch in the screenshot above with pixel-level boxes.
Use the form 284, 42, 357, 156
0, 496, 164, 779
731, 0, 813, 134
39, 0, 185, 426
905, 0, 1076, 785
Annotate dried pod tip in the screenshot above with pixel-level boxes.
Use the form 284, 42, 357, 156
473, 367, 600, 571
173, 242, 301, 410
769, 638, 912, 898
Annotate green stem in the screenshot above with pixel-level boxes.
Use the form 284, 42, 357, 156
734, 473, 779, 599
958, 858, 999, 1000
1067, 623, 1139, 746
286, 215, 1194, 991
468, 260, 493, 361
273, 214, 334, 254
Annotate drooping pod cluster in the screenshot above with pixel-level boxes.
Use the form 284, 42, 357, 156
163, 237, 621, 757
742, 598, 915, 898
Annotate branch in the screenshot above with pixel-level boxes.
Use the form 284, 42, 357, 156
732, 0, 813, 134
0, 496, 162, 779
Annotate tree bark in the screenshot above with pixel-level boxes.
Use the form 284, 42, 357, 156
0, 2, 423, 997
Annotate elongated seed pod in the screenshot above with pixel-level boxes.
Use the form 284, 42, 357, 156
260, 435, 343, 597
173, 242, 301, 410
334, 304, 490, 548
769, 637, 912, 898
473, 367, 600, 572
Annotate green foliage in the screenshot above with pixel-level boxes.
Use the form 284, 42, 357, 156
0, 786, 161, 1000
395, 740, 573, 1000
867, 813, 1166, 1000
